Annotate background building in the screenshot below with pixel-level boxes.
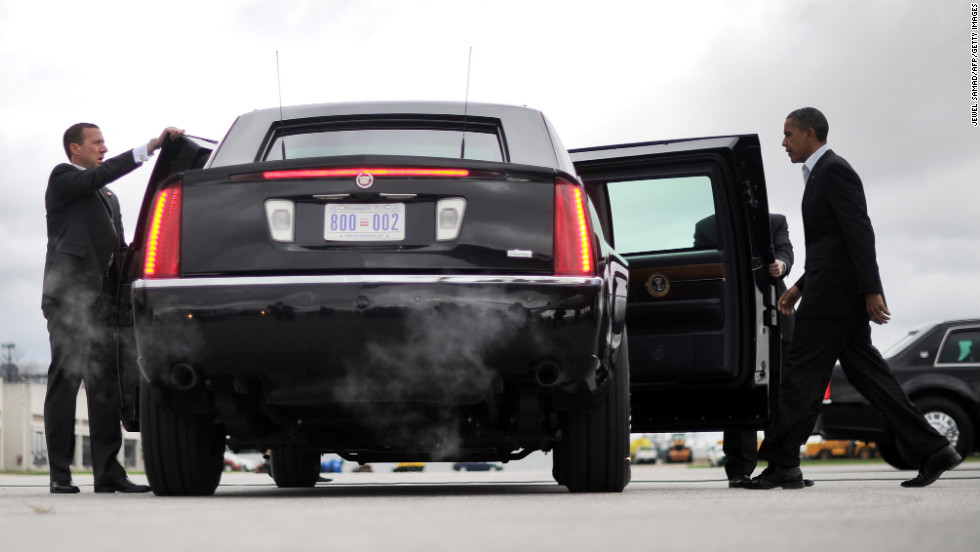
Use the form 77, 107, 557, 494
0, 376, 143, 473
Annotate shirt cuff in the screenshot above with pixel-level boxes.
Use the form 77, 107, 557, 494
133, 144, 153, 164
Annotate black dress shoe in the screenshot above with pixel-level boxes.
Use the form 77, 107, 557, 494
728, 475, 752, 488
901, 445, 961, 488
94, 477, 151, 493
742, 466, 807, 490
732, 473, 814, 488
50, 480, 80, 494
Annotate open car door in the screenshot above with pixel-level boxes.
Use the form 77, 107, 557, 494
115, 135, 215, 430
571, 135, 778, 432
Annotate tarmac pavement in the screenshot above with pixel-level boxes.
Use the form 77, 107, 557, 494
1, 460, 977, 552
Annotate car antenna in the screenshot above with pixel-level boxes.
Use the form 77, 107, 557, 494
459, 46, 472, 159
276, 50, 287, 160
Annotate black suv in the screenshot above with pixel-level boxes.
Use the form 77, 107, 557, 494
817, 319, 980, 467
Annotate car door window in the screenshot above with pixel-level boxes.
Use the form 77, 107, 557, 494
606, 176, 717, 254
936, 328, 980, 365
601, 170, 746, 383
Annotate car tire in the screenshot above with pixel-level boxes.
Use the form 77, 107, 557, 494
270, 449, 320, 488
877, 397, 973, 470
818, 449, 832, 460
140, 381, 224, 496
552, 334, 631, 493
916, 396, 974, 460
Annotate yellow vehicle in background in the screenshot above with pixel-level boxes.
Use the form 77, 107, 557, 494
666, 434, 693, 463
393, 462, 426, 472
803, 436, 877, 459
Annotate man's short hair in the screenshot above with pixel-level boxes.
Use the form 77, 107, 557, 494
786, 107, 829, 142
63, 123, 99, 160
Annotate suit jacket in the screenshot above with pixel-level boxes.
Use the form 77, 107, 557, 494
42, 150, 140, 316
769, 213, 795, 341
794, 149, 883, 318
694, 213, 795, 340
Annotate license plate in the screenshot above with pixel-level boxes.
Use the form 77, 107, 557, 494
324, 203, 405, 241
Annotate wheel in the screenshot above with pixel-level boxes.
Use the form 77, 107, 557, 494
270, 448, 320, 488
140, 381, 224, 496
818, 449, 832, 460
916, 396, 974, 460
552, 334, 631, 493
859, 447, 872, 460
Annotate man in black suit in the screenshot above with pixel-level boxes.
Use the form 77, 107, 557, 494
43, 122, 183, 493
726, 214, 799, 488
744, 107, 959, 489
694, 214, 801, 487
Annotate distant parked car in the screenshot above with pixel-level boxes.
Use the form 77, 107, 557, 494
223, 451, 258, 472
817, 319, 980, 468
453, 462, 503, 471
320, 456, 344, 473
630, 435, 660, 464
707, 443, 727, 467
631, 446, 660, 465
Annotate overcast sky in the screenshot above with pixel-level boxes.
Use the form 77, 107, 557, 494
1, 0, 977, 370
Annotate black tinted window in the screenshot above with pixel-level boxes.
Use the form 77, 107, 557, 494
937, 328, 980, 364
266, 129, 503, 162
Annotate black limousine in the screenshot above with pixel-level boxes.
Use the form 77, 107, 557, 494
114, 101, 779, 495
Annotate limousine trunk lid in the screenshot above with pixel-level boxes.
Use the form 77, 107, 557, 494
176, 155, 561, 276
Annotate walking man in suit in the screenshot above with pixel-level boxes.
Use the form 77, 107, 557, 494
743, 107, 959, 489
43, 122, 183, 493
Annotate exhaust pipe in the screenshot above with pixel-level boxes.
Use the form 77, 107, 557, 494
168, 363, 200, 391
534, 361, 562, 387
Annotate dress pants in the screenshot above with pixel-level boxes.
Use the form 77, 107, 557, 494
723, 428, 759, 479
758, 314, 949, 468
724, 337, 791, 479
43, 296, 126, 484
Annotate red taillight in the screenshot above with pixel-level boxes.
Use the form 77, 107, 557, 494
823, 383, 832, 403
262, 167, 470, 179
143, 181, 182, 278
554, 178, 594, 276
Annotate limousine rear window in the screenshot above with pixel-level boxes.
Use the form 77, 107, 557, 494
265, 128, 504, 162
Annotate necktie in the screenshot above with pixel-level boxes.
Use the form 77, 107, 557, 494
802, 166, 811, 183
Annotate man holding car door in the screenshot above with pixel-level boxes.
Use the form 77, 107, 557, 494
43, 122, 182, 494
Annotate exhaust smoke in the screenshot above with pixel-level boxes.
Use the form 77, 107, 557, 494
330, 294, 524, 461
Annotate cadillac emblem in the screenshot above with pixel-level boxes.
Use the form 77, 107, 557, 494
355, 172, 374, 189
